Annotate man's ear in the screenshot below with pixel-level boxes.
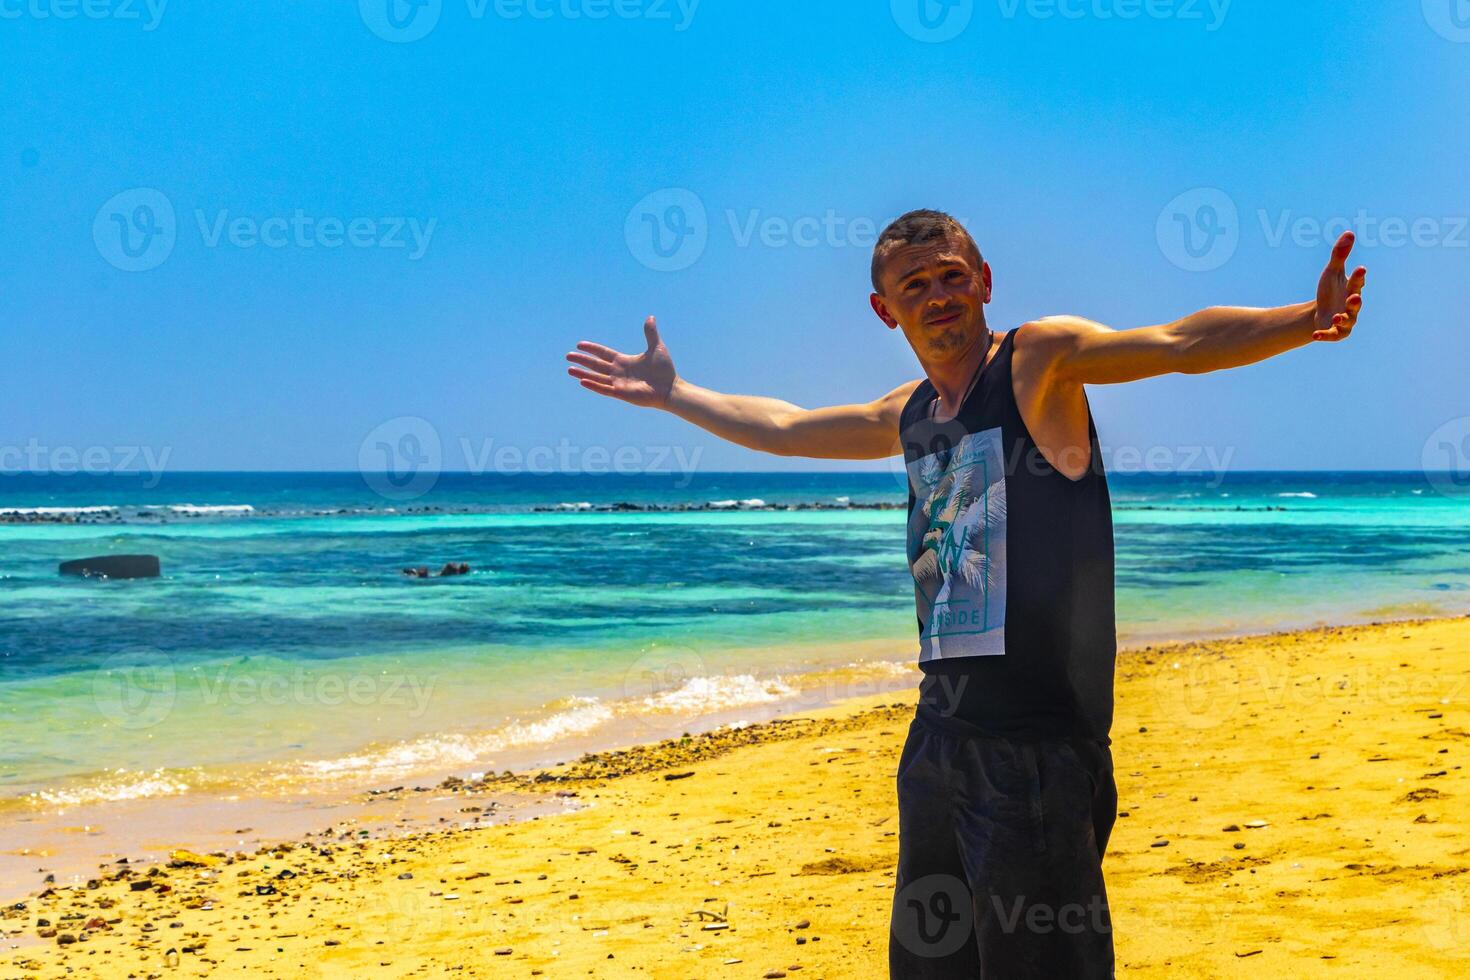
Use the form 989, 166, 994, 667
871, 293, 899, 329
981, 261, 993, 304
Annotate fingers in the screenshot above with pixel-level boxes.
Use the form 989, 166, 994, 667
1348, 265, 1367, 296
642, 315, 660, 351
1327, 231, 1356, 274
1312, 293, 1363, 342
566, 365, 613, 386
574, 340, 623, 361
566, 350, 615, 374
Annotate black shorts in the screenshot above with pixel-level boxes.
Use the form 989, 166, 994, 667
889, 711, 1117, 979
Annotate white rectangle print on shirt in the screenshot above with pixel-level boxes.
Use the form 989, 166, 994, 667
906, 426, 1008, 662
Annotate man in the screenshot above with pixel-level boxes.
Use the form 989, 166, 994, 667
565, 210, 1366, 977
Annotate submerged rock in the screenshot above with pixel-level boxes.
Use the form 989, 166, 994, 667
58, 555, 161, 580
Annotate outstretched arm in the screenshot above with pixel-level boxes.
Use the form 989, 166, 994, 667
566, 316, 919, 459
1035, 232, 1368, 385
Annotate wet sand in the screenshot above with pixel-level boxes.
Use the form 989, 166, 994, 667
3, 616, 1467, 978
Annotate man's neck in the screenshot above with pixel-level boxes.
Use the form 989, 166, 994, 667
926, 326, 995, 417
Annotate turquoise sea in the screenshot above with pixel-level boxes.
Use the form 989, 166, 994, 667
2, 471, 1468, 816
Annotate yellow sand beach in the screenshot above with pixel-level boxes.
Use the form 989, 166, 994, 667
4, 616, 1467, 979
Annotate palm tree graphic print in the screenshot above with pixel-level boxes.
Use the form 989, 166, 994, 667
907, 427, 1008, 660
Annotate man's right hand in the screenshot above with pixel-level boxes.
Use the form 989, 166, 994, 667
565, 317, 920, 459
565, 315, 678, 409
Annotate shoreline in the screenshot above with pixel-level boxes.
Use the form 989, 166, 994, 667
0, 636, 923, 903
4, 614, 1468, 977
4, 610, 1467, 904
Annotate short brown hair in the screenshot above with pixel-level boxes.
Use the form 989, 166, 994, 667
870, 209, 982, 293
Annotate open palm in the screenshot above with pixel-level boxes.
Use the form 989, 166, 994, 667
565, 316, 678, 408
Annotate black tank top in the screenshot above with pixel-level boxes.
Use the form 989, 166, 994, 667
899, 325, 1116, 743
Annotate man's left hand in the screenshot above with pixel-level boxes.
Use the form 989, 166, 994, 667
1313, 231, 1368, 342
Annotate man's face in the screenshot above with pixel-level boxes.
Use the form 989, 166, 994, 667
870, 236, 992, 362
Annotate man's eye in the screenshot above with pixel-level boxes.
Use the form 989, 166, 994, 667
944, 270, 964, 281
905, 280, 923, 291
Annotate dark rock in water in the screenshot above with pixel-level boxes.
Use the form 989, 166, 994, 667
58, 555, 160, 580
403, 563, 469, 579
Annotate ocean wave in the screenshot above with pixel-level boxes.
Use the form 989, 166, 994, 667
283, 672, 811, 786
0, 505, 119, 516
289, 695, 618, 782
1277, 492, 1319, 498
160, 504, 257, 516
636, 673, 796, 713
27, 769, 193, 809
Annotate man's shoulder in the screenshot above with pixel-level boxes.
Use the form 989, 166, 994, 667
1011, 316, 1111, 378
1015, 315, 1111, 345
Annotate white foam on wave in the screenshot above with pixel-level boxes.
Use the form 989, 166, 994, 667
841, 659, 915, 677
0, 505, 118, 516
165, 504, 257, 516
1276, 492, 1318, 499
29, 769, 192, 808
291, 695, 616, 781
635, 673, 796, 714
285, 670, 810, 785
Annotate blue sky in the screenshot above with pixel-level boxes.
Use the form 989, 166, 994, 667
3, 0, 1467, 473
